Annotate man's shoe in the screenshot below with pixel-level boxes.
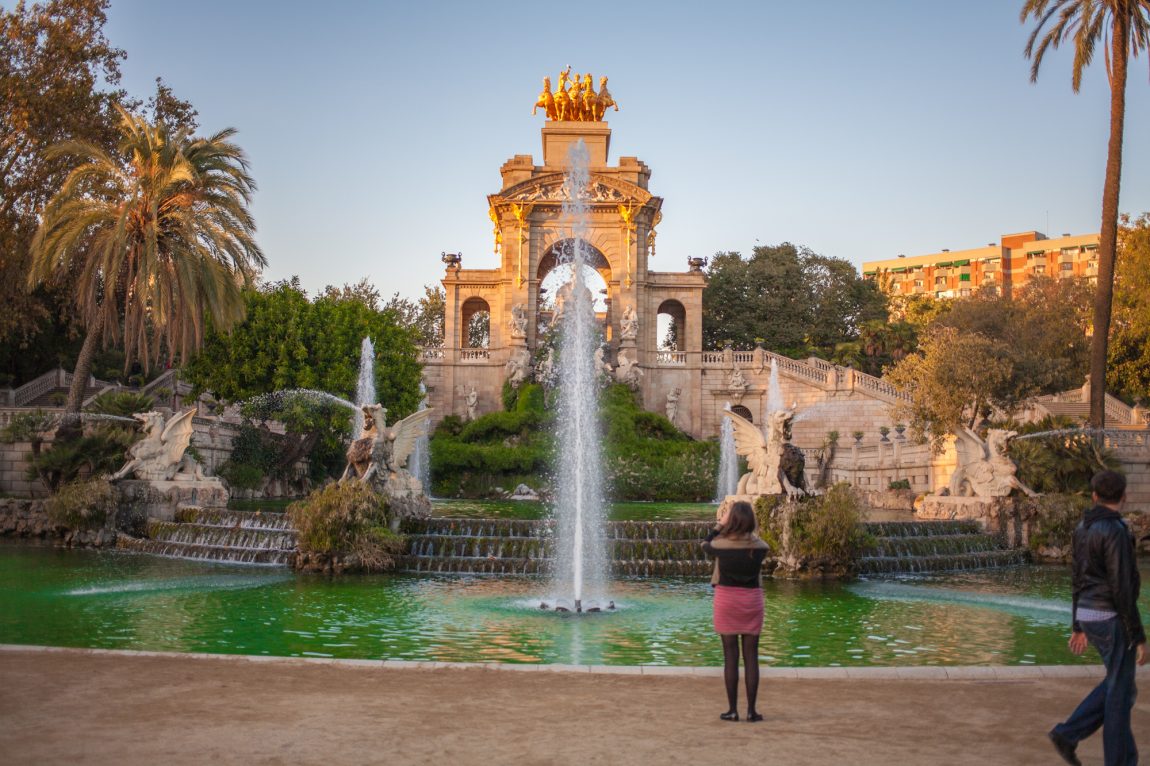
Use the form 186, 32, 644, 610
1048, 729, 1081, 766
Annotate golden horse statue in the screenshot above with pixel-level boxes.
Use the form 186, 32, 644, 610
533, 76, 557, 120
533, 69, 619, 122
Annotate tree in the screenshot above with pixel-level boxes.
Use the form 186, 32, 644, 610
380, 283, 445, 348
183, 279, 423, 479
1109, 212, 1150, 402
702, 243, 886, 355
1022, 0, 1150, 429
27, 107, 265, 417
0, 0, 126, 361
887, 326, 1015, 448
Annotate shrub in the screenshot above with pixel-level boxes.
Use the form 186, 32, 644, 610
28, 426, 137, 492
757, 484, 871, 576
1027, 493, 1089, 553
45, 478, 114, 530
85, 391, 155, 417
888, 479, 911, 490
288, 482, 404, 571
1006, 416, 1119, 494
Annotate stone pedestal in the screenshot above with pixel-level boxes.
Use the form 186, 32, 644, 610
542, 121, 611, 167
917, 495, 1027, 548
113, 478, 228, 522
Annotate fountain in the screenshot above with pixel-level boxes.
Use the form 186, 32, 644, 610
409, 382, 432, 495
715, 403, 739, 501
353, 336, 376, 438
545, 140, 611, 614
766, 357, 782, 415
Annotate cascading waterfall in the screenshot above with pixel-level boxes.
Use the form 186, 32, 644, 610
715, 402, 739, 501
548, 139, 610, 613
353, 336, 376, 438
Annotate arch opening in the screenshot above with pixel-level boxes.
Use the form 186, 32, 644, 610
656, 299, 686, 351
460, 296, 491, 348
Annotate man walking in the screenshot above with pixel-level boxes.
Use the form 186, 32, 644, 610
1050, 470, 1146, 766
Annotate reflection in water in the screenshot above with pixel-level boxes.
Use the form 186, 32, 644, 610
0, 543, 1133, 667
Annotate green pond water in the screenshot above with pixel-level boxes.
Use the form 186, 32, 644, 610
2, 540, 1137, 667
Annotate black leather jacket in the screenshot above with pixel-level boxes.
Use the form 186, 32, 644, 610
1071, 505, 1146, 646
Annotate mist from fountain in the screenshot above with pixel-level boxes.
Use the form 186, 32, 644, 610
715, 402, 739, 501
549, 139, 609, 613
353, 337, 376, 438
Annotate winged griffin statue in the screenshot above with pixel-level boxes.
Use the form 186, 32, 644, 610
948, 426, 1037, 498
341, 404, 434, 490
724, 408, 807, 500
110, 409, 207, 482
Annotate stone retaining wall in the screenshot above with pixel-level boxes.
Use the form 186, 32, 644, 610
0, 498, 118, 547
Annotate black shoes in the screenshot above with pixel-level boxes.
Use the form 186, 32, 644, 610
719, 711, 739, 722
1048, 729, 1081, 766
747, 712, 764, 723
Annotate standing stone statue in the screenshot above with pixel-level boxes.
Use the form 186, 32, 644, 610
509, 303, 528, 338
594, 346, 613, 380
620, 304, 639, 340
665, 387, 681, 425
728, 364, 749, 404
466, 385, 479, 422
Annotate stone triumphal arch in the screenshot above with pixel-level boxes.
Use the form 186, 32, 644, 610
421, 98, 708, 434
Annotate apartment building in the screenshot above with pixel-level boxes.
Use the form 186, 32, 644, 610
862, 231, 1099, 299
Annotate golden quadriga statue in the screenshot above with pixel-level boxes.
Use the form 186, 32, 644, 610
533, 67, 619, 122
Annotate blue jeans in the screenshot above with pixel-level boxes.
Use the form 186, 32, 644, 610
1054, 617, 1139, 766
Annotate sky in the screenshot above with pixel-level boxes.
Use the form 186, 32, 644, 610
92, 0, 1150, 301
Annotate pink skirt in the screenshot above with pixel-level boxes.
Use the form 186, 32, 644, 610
713, 585, 764, 635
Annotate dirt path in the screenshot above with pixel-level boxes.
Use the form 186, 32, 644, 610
3, 648, 1149, 765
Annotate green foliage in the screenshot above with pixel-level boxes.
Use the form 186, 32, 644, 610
0, 411, 59, 446
45, 477, 113, 529
756, 485, 871, 575
1110, 213, 1150, 404
1026, 493, 1089, 553
85, 390, 154, 416
429, 383, 716, 501
288, 482, 404, 570
184, 278, 423, 481
28, 425, 136, 492
888, 479, 911, 490
702, 244, 887, 355
1006, 417, 1119, 495
600, 385, 716, 501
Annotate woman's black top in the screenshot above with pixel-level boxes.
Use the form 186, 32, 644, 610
702, 528, 770, 588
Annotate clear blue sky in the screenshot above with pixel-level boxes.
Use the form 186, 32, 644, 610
98, 0, 1150, 300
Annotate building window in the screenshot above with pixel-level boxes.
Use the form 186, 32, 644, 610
1033, 264, 1046, 275
934, 276, 947, 286
1061, 262, 1075, 272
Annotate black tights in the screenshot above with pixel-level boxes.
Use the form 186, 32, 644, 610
721, 633, 760, 715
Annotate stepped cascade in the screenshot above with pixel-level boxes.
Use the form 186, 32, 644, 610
399, 518, 1028, 576
117, 508, 298, 566
400, 519, 714, 577
859, 520, 1027, 574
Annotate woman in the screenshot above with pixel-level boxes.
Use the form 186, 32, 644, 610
703, 500, 769, 722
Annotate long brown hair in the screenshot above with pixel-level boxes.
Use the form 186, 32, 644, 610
721, 501, 756, 537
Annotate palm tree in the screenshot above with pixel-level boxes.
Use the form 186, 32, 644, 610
27, 107, 266, 418
1021, 0, 1150, 432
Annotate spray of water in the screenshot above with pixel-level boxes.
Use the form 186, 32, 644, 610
353, 337, 376, 438
550, 139, 609, 612
410, 381, 432, 493
766, 358, 782, 415
715, 402, 739, 501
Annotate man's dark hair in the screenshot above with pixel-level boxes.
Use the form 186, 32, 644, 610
722, 501, 756, 536
1091, 470, 1127, 504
